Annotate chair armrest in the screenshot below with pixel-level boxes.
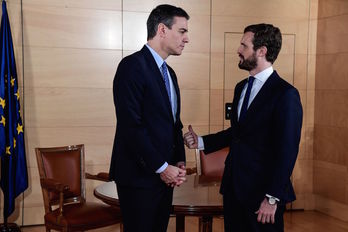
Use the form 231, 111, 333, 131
186, 167, 197, 175
40, 178, 70, 193
85, 172, 110, 182
40, 178, 69, 220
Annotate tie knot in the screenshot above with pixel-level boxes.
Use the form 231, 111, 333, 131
248, 76, 255, 84
161, 62, 168, 74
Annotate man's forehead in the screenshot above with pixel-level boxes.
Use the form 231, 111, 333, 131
241, 32, 254, 43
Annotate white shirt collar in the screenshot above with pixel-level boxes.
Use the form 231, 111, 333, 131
145, 44, 165, 69
252, 66, 273, 83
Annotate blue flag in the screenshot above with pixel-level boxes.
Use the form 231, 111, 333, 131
0, 1, 28, 220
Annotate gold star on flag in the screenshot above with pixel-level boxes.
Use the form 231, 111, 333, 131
15, 90, 20, 100
11, 76, 15, 87
14, 138, 16, 148
0, 115, 5, 126
0, 97, 5, 109
6, 146, 11, 155
17, 123, 23, 135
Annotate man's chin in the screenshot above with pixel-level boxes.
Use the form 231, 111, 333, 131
238, 63, 250, 71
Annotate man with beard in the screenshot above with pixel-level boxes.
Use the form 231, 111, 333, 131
183, 23, 303, 232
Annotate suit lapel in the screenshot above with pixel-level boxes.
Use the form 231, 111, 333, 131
168, 66, 180, 121
239, 71, 279, 125
231, 80, 246, 125
141, 46, 174, 120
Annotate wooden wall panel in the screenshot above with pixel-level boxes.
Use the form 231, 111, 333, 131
23, 0, 122, 10
24, 48, 121, 88
314, 0, 348, 221
24, 87, 115, 127
123, 0, 211, 15
22, 5, 122, 49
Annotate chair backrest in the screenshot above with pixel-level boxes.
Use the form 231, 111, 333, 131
195, 147, 229, 177
35, 144, 86, 213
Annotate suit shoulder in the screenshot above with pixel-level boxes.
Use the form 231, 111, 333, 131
273, 73, 298, 93
118, 50, 144, 67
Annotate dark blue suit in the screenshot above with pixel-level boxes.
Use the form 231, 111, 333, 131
203, 71, 303, 231
109, 46, 185, 231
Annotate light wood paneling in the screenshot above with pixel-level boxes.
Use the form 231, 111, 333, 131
314, 161, 347, 203
24, 47, 121, 88
314, 0, 348, 221
25, 127, 115, 168
314, 125, 348, 165
167, 52, 210, 90
315, 194, 348, 222
316, 53, 348, 90
318, 0, 348, 18
316, 15, 348, 54
315, 90, 348, 128
212, 0, 309, 18
23, 0, 122, 10
180, 90, 209, 126
123, 0, 211, 15
22, 4, 122, 49
24, 87, 115, 128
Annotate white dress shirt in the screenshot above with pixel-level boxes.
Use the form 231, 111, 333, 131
145, 44, 178, 173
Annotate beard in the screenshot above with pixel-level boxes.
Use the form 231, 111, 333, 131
238, 52, 257, 71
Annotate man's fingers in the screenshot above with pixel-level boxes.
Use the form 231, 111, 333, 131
271, 214, 275, 224
188, 125, 193, 133
257, 211, 262, 222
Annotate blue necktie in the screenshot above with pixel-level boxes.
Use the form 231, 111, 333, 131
161, 62, 172, 105
239, 76, 255, 121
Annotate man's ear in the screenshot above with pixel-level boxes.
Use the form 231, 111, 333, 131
257, 46, 267, 58
157, 23, 166, 38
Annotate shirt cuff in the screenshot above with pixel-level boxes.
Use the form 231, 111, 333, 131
266, 194, 280, 202
156, 162, 168, 173
198, 136, 205, 150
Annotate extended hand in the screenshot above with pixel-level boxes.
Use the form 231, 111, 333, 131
184, 125, 198, 149
160, 165, 186, 187
255, 198, 277, 224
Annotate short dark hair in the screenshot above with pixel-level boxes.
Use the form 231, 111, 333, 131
147, 4, 190, 40
244, 23, 282, 64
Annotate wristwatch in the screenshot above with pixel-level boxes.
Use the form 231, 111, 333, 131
267, 196, 277, 205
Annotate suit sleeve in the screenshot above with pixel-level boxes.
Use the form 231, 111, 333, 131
114, 57, 165, 172
175, 119, 186, 163
202, 127, 233, 154
267, 87, 303, 201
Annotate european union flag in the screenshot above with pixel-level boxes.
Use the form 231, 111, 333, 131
0, 1, 28, 220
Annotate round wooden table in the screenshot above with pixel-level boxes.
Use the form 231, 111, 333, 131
94, 175, 223, 232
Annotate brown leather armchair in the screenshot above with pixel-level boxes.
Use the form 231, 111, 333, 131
196, 147, 229, 178
186, 147, 229, 179
35, 144, 122, 232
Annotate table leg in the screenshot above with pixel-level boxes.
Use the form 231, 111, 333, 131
199, 216, 213, 232
176, 215, 185, 232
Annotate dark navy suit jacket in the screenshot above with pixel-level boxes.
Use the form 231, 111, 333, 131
203, 71, 303, 209
109, 46, 185, 188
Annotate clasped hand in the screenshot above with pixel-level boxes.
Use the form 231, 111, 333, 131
160, 163, 186, 187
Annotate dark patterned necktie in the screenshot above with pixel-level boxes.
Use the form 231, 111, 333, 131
239, 76, 255, 121
161, 62, 172, 105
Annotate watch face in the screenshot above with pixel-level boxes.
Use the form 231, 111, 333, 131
268, 197, 276, 205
